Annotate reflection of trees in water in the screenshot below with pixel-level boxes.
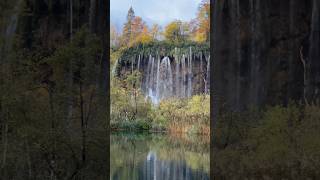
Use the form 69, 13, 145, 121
112, 151, 209, 180
110, 133, 210, 180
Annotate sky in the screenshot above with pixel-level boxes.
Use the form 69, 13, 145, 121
110, 0, 202, 32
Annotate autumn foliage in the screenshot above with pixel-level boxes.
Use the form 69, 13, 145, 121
112, 0, 210, 48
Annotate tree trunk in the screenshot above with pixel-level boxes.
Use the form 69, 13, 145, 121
79, 76, 86, 164
1, 114, 8, 174
48, 88, 56, 180
89, 0, 97, 33
307, 0, 320, 103
67, 0, 74, 128
25, 139, 32, 179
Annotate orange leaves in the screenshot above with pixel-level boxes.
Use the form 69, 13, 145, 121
129, 16, 152, 46
131, 16, 145, 36
193, 0, 210, 42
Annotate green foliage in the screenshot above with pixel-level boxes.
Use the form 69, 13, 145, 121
111, 71, 153, 131
115, 41, 209, 75
213, 104, 320, 179
0, 26, 108, 178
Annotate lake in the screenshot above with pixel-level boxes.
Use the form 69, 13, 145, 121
110, 132, 210, 180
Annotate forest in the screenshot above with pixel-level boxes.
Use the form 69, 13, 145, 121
212, 0, 320, 179
0, 0, 109, 179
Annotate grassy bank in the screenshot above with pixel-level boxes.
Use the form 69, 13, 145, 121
110, 91, 210, 135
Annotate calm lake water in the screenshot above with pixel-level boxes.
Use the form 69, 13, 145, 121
110, 132, 210, 180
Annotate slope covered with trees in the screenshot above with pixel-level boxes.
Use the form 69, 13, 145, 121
212, 0, 320, 179
0, 0, 109, 179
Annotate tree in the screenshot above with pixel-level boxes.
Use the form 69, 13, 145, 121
121, 6, 135, 46
125, 16, 150, 46
137, 26, 152, 44
163, 20, 187, 43
194, 0, 210, 42
150, 24, 161, 40
131, 17, 144, 35
126, 70, 142, 116
121, 8, 151, 47
110, 24, 120, 48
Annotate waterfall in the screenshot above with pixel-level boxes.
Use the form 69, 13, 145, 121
111, 58, 119, 77
187, 47, 192, 97
145, 56, 173, 104
155, 56, 160, 98
205, 55, 210, 94
201, 52, 205, 94
150, 57, 155, 91
145, 55, 152, 92
158, 57, 173, 99
131, 57, 135, 73
125, 46, 209, 105
181, 54, 186, 97
137, 54, 141, 70
175, 49, 180, 97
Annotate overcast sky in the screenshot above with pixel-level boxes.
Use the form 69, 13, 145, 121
111, 0, 202, 32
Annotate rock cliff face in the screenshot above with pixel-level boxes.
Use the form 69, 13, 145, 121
116, 44, 210, 103
213, 0, 320, 111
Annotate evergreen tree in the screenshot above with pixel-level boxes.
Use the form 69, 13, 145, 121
121, 6, 135, 46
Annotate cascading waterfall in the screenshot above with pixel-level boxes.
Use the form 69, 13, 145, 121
158, 57, 173, 99
131, 57, 135, 73
181, 54, 186, 97
111, 58, 119, 77
125, 47, 209, 105
175, 48, 180, 97
187, 47, 192, 97
155, 56, 161, 98
137, 54, 141, 70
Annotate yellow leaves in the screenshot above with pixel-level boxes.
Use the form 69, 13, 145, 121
192, 0, 210, 43
163, 21, 183, 42
187, 95, 210, 115
139, 33, 153, 44
123, 16, 153, 47
194, 32, 207, 43
134, 26, 153, 45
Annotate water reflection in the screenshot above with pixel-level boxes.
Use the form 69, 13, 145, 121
111, 132, 209, 180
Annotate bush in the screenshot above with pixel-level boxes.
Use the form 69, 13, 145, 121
213, 104, 320, 179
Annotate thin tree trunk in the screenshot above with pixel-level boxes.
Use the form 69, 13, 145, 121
134, 89, 137, 115
70, 0, 73, 40
300, 47, 309, 105
79, 77, 86, 164
89, 0, 97, 33
1, 113, 8, 172
25, 139, 32, 179
67, 0, 74, 128
48, 88, 56, 180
